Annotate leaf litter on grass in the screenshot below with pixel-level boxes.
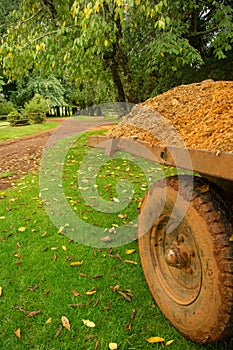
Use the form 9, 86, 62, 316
1, 131, 230, 350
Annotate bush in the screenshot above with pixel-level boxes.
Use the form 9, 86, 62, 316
24, 93, 50, 124
0, 97, 15, 117
7, 110, 29, 126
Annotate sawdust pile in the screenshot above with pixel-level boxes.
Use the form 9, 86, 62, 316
107, 80, 233, 153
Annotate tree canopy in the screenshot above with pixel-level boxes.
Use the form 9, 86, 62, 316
0, 0, 233, 107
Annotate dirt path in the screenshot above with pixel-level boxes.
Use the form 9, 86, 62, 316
0, 119, 114, 190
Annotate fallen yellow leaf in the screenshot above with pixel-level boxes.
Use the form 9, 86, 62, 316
82, 319, 96, 328
146, 336, 165, 343
0, 216, 6, 220
46, 318, 52, 324
230, 234, 233, 242
166, 339, 174, 346
124, 260, 137, 265
126, 249, 135, 255
62, 245, 67, 251
18, 227, 26, 232
14, 328, 21, 340
0, 286, 2, 296
70, 261, 83, 266
61, 315, 71, 331
109, 343, 118, 349
85, 288, 96, 295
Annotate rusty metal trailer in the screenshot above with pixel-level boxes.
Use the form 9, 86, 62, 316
88, 135, 233, 343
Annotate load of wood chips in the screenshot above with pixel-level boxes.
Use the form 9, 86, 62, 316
107, 80, 233, 153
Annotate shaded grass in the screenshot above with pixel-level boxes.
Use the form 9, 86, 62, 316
0, 121, 59, 142
0, 130, 231, 350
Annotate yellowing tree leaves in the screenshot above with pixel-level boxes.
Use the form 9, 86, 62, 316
14, 328, 21, 340
146, 336, 165, 343
109, 343, 118, 349
61, 316, 71, 331
82, 319, 96, 328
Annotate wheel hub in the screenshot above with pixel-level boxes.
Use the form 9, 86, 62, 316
150, 214, 202, 305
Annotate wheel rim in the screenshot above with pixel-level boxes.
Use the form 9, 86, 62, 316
150, 212, 202, 306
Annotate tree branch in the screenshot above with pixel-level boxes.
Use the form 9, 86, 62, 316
20, 8, 44, 24
22, 24, 79, 49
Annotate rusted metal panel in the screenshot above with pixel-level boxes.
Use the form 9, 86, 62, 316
88, 135, 233, 181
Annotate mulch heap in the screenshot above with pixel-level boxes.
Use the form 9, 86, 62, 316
107, 80, 233, 153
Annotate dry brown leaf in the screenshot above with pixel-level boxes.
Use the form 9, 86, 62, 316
80, 273, 87, 277
95, 340, 100, 349
14, 328, 21, 340
110, 285, 120, 292
27, 310, 41, 317
117, 290, 132, 302
28, 284, 39, 291
101, 236, 113, 243
68, 303, 85, 308
55, 326, 63, 338
71, 290, 80, 296
61, 315, 71, 331
126, 324, 132, 331
131, 308, 136, 320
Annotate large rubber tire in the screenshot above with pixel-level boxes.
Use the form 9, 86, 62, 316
138, 175, 233, 343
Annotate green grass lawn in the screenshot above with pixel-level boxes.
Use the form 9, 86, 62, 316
0, 130, 231, 350
0, 121, 60, 142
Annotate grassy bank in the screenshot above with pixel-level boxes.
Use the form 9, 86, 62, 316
0, 130, 230, 350
0, 121, 59, 142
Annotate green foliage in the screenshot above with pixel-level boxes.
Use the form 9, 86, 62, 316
23, 93, 50, 123
0, 0, 233, 104
10, 75, 67, 107
0, 96, 15, 115
7, 109, 29, 126
8, 94, 49, 125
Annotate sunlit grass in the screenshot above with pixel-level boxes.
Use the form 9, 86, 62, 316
0, 121, 59, 142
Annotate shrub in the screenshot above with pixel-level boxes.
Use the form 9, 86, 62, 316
24, 93, 50, 124
0, 97, 15, 118
7, 109, 29, 126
